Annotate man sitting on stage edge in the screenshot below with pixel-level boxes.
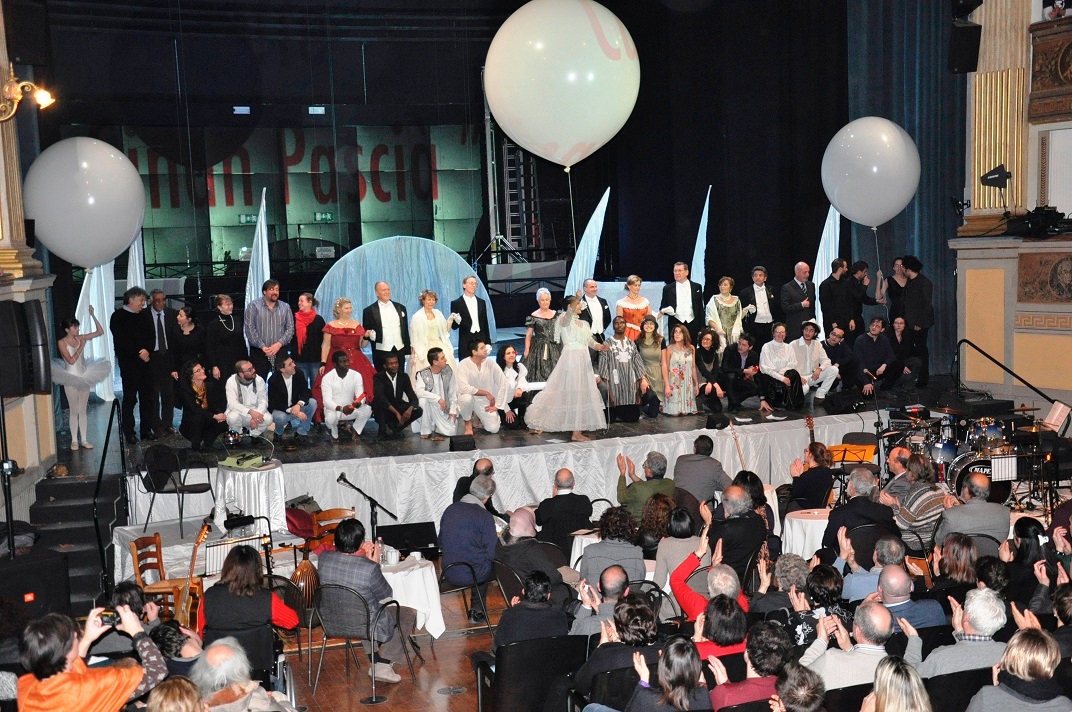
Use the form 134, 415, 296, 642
317, 518, 417, 684
371, 354, 422, 440
321, 351, 372, 442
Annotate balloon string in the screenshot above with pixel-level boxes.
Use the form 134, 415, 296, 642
567, 168, 578, 252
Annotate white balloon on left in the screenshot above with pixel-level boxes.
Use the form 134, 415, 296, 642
23, 137, 145, 269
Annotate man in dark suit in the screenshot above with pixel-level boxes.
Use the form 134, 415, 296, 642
901, 255, 934, 387
821, 468, 898, 568
578, 279, 611, 367
147, 289, 179, 436
267, 354, 315, 445
848, 261, 882, 345
362, 281, 410, 372
672, 435, 732, 504
492, 570, 568, 651
371, 353, 422, 439
739, 266, 778, 351
110, 287, 156, 444
317, 518, 417, 681
718, 333, 763, 411
817, 259, 852, 338
453, 457, 507, 523
779, 261, 816, 340
535, 468, 593, 555
659, 262, 704, 342
705, 486, 767, 582
449, 275, 490, 360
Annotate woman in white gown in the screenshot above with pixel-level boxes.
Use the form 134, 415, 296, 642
409, 289, 457, 376
526, 293, 610, 442
51, 306, 109, 450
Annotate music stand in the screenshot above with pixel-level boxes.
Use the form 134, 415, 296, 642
827, 444, 878, 505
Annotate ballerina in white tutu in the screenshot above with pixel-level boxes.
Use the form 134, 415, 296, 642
525, 292, 610, 442
51, 306, 110, 450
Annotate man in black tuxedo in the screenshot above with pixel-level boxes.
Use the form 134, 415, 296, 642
739, 266, 778, 351
659, 262, 704, 342
779, 261, 816, 340
821, 468, 898, 568
362, 281, 410, 372
578, 279, 611, 367
817, 259, 852, 338
267, 354, 315, 445
110, 287, 155, 444
450, 275, 490, 360
535, 468, 593, 555
718, 333, 763, 412
147, 289, 179, 436
371, 353, 422, 439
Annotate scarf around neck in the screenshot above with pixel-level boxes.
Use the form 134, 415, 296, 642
294, 308, 317, 353
997, 670, 1065, 702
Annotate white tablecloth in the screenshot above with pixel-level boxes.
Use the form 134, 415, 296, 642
213, 459, 288, 536
381, 557, 446, 638
764, 484, 781, 537
782, 509, 830, 559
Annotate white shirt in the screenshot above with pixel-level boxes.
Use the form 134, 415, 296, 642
456, 356, 508, 405
384, 371, 409, 404
377, 300, 403, 351
281, 374, 294, 406
760, 340, 799, 379
415, 369, 459, 415
791, 337, 832, 373
584, 296, 604, 334
503, 362, 529, 398
225, 375, 268, 416
462, 294, 481, 333
675, 280, 694, 323
321, 369, 364, 410
752, 283, 772, 323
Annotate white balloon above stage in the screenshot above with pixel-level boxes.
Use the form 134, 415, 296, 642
23, 137, 145, 269
484, 0, 641, 168
821, 116, 921, 229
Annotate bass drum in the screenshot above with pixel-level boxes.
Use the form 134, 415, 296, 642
950, 452, 1011, 504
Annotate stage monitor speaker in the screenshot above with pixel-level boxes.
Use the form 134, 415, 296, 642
24, 299, 51, 393
938, 393, 1014, 417
0, 549, 70, 620
449, 435, 476, 452
949, 19, 982, 73
0, 301, 32, 398
823, 390, 868, 415
377, 522, 440, 560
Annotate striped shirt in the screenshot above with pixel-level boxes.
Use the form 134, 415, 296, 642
244, 297, 294, 349
891, 482, 946, 542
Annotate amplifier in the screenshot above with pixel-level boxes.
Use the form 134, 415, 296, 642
378, 522, 440, 561
938, 393, 1015, 418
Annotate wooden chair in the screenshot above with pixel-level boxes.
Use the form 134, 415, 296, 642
128, 533, 184, 616
307, 507, 356, 550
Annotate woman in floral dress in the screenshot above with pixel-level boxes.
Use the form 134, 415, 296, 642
661, 323, 699, 415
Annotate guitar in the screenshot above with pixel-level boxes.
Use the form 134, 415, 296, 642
177, 523, 210, 627
805, 415, 816, 445
728, 421, 747, 471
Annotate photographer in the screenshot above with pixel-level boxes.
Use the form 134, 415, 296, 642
88, 581, 162, 656
18, 605, 167, 711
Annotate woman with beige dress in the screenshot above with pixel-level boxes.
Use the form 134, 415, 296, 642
637, 315, 665, 417
409, 289, 456, 376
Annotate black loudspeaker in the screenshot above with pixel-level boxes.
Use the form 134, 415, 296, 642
24, 300, 51, 393
949, 19, 982, 73
377, 522, 440, 560
23, 219, 33, 249
449, 435, 476, 452
0, 301, 32, 398
0, 549, 70, 619
823, 389, 868, 415
707, 413, 730, 430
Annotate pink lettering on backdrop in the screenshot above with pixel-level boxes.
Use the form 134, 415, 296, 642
280, 129, 306, 205
578, 0, 637, 62
370, 145, 391, 202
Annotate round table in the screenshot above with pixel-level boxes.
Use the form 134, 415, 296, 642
782, 508, 830, 559
381, 557, 446, 638
213, 458, 287, 536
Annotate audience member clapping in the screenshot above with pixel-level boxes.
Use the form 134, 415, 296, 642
579, 506, 645, 585
571, 565, 630, 636
770, 661, 825, 712
964, 628, 1071, 711
691, 594, 747, 659
1000, 516, 1058, 611
636, 494, 674, 560
923, 532, 978, 613
751, 554, 808, 615
917, 588, 1007, 678
860, 655, 931, 712
570, 594, 661, 700
626, 636, 711, 712
785, 564, 853, 648
707, 622, 793, 710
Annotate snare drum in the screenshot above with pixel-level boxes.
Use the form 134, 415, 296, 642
949, 452, 1011, 504
908, 434, 931, 455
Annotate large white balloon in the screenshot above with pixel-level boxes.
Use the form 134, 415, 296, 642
485, 0, 640, 168
24, 137, 145, 269
821, 117, 921, 228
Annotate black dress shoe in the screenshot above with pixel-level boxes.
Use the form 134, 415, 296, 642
467, 609, 487, 624
142, 431, 158, 441
124, 433, 138, 445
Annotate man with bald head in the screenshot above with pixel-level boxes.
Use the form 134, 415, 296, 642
878, 564, 945, 632
452, 458, 506, 522
535, 468, 593, 555
570, 564, 629, 636
881, 446, 913, 504
935, 472, 1011, 556
799, 600, 921, 689
362, 280, 410, 372
780, 262, 816, 339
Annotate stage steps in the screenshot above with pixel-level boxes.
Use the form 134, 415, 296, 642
28, 474, 128, 616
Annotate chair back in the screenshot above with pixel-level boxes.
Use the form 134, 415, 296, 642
589, 498, 613, 525
129, 532, 167, 585
490, 636, 590, 712
142, 445, 181, 493
265, 574, 311, 629
700, 651, 746, 688
311, 507, 356, 541
923, 667, 992, 712
842, 431, 878, 447
822, 682, 872, 711
967, 532, 1002, 559
493, 560, 524, 606
629, 579, 681, 623
885, 624, 955, 658
536, 540, 569, 569
846, 523, 892, 573
741, 543, 765, 595
588, 667, 639, 710
673, 488, 702, 534
685, 565, 710, 596
314, 583, 372, 641
716, 701, 771, 712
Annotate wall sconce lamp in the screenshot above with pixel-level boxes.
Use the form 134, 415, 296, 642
0, 66, 54, 122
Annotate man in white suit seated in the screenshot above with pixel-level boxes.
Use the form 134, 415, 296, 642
225, 360, 271, 437
414, 347, 461, 441
321, 351, 372, 441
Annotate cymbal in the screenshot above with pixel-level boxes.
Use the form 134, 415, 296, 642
1011, 406, 1041, 412
930, 406, 964, 415
1017, 425, 1041, 433
881, 430, 903, 439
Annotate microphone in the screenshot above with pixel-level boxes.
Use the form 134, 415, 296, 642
863, 369, 878, 382
224, 514, 256, 531
337, 472, 347, 485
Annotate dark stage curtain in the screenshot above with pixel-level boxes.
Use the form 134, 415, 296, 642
596, 2, 849, 298
846, 1, 967, 376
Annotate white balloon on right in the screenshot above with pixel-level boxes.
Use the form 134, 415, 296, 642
821, 116, 921, 229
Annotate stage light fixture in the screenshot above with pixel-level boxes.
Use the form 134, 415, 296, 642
0, 66, 54, 122
980, 164, 1011, 189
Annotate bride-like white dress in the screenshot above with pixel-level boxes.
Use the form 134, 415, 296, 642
525, 311, 607, 432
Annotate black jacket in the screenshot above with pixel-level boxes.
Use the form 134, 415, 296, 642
719, 346, 760, 379
660, 280, 704, 331
818, 275, 852, 334
110, 308, 155, 370
577, 295, 612, 336
450, 295, 491, 349
739, 282, 779, 328
492, 600, 568, 651
779, 279, 817, 338
267, 369, 312, 412
821, 495, 899, 564
535, 493, 594, 555
372, 370, 419, 413
708, 511, 767, 582
362, 300, 411, 352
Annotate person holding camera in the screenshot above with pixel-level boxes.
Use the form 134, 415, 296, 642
19, 605, 167, 711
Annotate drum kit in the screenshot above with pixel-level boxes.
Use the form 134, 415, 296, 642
881, 404, 1064, 513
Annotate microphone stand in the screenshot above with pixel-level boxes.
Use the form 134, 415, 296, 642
865, 371, 887, 483
337, 473, 398, 544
